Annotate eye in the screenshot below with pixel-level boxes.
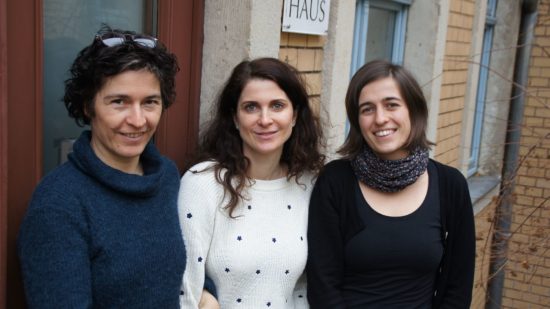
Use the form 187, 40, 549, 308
110, 98, 124, 105
272, 101, 286, 110
144, 98, 161, 105
386, 102, 400, 109
359, 104, 374, 114
243, 103, 258, 113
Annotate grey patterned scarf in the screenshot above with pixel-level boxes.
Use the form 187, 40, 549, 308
351, 144, 429, 193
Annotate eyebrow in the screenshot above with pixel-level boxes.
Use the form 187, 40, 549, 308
239, 98, 290, 104
359, 96, 402, 106
103, 94, 162, 100
382, 96, 401, 102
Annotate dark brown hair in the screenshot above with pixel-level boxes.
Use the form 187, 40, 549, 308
63, 25, 179, 126
338, 59, 434, 159
190, 57, 325, 217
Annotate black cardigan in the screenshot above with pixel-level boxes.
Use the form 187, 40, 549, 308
306, 159, 475, 308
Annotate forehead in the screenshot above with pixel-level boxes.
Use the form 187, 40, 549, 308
238, 79, 287, 101
359, 77, 402, 99
99, 69, 160, 92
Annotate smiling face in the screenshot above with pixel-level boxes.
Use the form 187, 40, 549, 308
89, 69, 162, 173
235, 79, 297, 162
358, 77, 411, 160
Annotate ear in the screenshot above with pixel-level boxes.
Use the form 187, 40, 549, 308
83, 101, 94, 121
233, 115, 239, 130
292, 108, 298, 127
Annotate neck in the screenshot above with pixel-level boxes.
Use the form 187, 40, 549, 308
245, 152, 286, 180
90, 142, 143, 175
120, 162, 144, 175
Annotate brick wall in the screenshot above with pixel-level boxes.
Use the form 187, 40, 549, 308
279, 32, 326, 114
501, 0, 550, 307
435, 0, 476, 167
473, 202, 498, 308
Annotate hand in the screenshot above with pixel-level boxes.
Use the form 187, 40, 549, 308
199, 289, 220, 309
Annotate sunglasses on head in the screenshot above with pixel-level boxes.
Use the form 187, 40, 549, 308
95, 33, 158, 48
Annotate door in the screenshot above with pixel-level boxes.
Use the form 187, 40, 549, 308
1, 1, 203, 307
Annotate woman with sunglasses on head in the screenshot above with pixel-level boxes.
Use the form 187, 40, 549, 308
306, 60, 475, 309
178, 57, 325, 308
17, 26, 218, 308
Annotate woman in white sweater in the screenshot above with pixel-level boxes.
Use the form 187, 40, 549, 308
179, 57, 325, 308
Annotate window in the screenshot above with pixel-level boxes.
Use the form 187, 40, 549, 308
468, 0, 498, 176
350, 0, 410, 75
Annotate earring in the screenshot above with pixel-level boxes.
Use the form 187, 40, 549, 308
235, 123, 239, 130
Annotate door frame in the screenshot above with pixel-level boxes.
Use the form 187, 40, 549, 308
4, 0, 43, 307
156, 0, 203, 170
0, 0, 8, 306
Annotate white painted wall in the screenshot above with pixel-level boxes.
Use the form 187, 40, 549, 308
319, 0, 356, 158
200, 0, 283, 126
404, 0, 450, 156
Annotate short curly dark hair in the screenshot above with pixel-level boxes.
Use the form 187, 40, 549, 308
63, 26, 179, 126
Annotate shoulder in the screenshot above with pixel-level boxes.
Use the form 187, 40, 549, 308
296, 170, 316, 189
431, 160, 473, 218
28, 162, 87, 212
180, 161, 223, 191
187, 160, 218, 173
156, 156, 181, 188
310, 159, 356, 199
318, 159, 354, 182
431, 159, 468, 187
160, 155, 179, 175
20, 164, 90, 240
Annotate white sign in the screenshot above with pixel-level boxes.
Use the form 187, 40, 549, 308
282, 0, 331, 36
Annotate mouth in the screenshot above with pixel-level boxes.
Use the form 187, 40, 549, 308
121, 131, 148, 139
255, 130, 277, 139
373, 129, 396, 137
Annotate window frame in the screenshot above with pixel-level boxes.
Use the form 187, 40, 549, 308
468, 0, 498, 177
350, 0, 410, 76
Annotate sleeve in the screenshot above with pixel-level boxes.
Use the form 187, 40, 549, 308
17, 201, 93, 308
440, 172, 476, 308
178, 169, 219, 308
203, 276, 217, 298
306, 169, 347, 309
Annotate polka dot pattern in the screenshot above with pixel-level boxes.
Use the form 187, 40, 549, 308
179, 164, 313, 308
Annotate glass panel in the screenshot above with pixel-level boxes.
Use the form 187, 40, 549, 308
468, 25, 494, 176
365, 7, 396, 63
42, 0, 157, 174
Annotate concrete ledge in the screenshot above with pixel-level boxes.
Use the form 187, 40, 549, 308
467, 175, 500, 215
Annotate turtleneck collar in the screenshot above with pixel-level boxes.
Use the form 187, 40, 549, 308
68, 130, 166, 197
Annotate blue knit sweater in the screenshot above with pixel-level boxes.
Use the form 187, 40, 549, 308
18, 131, 186, 308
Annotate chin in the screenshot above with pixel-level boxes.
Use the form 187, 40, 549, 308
119, 147, 147, 158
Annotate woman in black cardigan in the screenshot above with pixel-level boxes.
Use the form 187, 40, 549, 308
306, 60, 475, 308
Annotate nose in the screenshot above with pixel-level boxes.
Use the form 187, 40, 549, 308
258, 109, 273, 126
127, 103, 146, 128
374, 108, 388, 125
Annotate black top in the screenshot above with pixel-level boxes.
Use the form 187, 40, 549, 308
343, 161, 442, 308
307, 159, 475, 309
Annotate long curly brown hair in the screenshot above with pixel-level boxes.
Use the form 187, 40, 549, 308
188, 57, 325, 217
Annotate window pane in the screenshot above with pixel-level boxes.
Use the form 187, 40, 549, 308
365, 7, 396, 63
42, 0, 156, 174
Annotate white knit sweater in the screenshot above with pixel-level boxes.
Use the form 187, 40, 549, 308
178, 161, 312, 309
